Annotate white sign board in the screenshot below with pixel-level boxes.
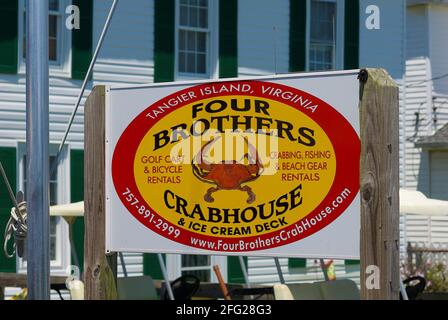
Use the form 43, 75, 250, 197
106, 71, 361, 259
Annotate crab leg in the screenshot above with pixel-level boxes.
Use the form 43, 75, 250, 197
242, 137, 264, 180
239, 185, 256, 204
243, 136, 261, 166
193, 137, 220, 172
204, 186, 220, 203
200, 137, 221, 164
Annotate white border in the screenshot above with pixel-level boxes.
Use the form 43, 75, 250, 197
105, 70, 361, 259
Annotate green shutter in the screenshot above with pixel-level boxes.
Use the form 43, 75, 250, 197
72, 0, 93, 80
289, 0, 307, 72
0, 147, 17, 272
227, 256, 247, 284
288, 258, 306, 274
70, 149, 84, 271
154, 0, 175, 83
344, 0, 359, 69
143, 253, 165, 280
219, 0, 237, 78
0, 0, 18, 74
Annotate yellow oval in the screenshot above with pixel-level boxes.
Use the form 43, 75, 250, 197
133, 96, 336, 238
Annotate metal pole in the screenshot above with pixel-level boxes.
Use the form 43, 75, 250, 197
50, 0, 119, 177
157, 253, 174, 300
274, 258, 285, 284
26, 0, 50, 300
238, 256, 251, 288
400, 277, 409, 300
68, 222, 80, 271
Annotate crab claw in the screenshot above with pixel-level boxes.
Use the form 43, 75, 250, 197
204, 193, 214, 203
204, 187, 219, 203
240, 185, 256, 204
195, 136, 221, 165
243, 136, 260, 165
247, 191, 256, 204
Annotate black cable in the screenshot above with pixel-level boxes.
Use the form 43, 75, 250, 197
406, 72, 448, 88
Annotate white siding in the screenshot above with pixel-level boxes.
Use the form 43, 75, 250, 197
403, 4, 448, 255
0, 73, 87, 150
403, 213, 448, 245
0, 0, 156, 150
434, 95, 448, 125
92, 0, 154, 86
403, 215, 432, 243
400, 65, 448, 249
403, 58, 434, 190
238, 0, 289, 76
402, 62, 448, 193
118, 252, 144, 277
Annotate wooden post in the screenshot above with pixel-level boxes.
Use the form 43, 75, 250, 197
359, 69, 400, 300
84, 86, 118, 300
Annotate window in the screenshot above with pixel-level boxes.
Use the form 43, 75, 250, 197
175, 0, 218, 79
309, 0, 336, 71
17, 143, 71, 275
49, 0, 60, 62
18, 0, 71, 76
307, 0, 344, 71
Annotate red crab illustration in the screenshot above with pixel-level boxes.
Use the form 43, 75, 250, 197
192, 136, 263, 204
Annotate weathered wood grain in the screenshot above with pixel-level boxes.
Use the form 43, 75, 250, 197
84, 86, 118, 300
359, 69, 400, 300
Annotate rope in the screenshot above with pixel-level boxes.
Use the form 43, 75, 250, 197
3, 201, 27, 258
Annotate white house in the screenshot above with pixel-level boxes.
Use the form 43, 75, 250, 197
401, 0, 448, 247
0, 0, 410, 298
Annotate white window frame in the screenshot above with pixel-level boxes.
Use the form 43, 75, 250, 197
17, 0, 72, 78
306, 0, 345, 71
166, 254, 227, 283
174, 0, 219, 80
16, 142, 71, 275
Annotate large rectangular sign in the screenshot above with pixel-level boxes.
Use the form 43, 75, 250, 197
105, 71, 361, 259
